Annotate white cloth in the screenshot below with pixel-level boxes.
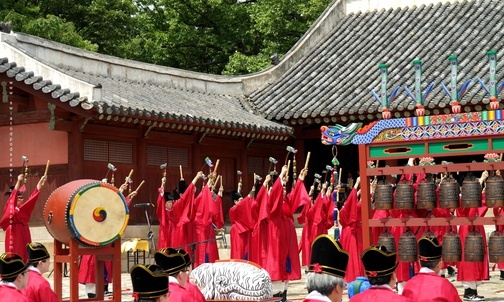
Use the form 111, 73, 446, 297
168, 276, 180, 285
419, 267, 435, 274
305, 290, 332, 301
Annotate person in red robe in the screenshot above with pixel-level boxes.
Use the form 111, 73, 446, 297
156, 174, 173, 249
456, 171, 489, 301
155, 247, 199, 302
1, 174, 46, 262
130, 264, 169, 302
339, 176, 365, 282
0, 252, 30, 302
250, 175, 269, 266
402, 236, 462, 302
280, 168, 309, 282
193, 183, 220, 267
229, 182, 255, 260
349, 245, 410, 302
303, 235, 348, 302
21, 243, 58, 302
297, 183, 317, 267
173, 174, 202, 249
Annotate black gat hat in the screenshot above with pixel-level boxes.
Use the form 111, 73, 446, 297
307, 234, 349, 278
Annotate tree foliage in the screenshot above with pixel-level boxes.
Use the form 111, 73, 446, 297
0, 0, 331, 75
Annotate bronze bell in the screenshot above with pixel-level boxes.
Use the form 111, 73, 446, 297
485, 175, 504, 208
395, 180, 415, 210
488, 230, 504, 263
439, 178, 459, 209
464, 230, 484, 262
377, 229, 396, 253
374, 180, 393, 210
442, 229, 462, 262
398, 229, 417, 262
461, 176, 482, 208
417, 178, 436, 209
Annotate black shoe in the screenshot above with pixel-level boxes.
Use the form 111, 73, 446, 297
87, 293, 96, 298
104, 291, 113, 297
500, 270, 504, 280
463, 288, 474, 301
473, 290, 485, 301
447, 266, 456, 277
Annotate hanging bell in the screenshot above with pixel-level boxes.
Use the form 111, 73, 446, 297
398, 229, 417, 262
461, 176, 482, 208
395, 180, 415, 210
464, 230, 484, 262
417, 178, 436, 209
485, 174, 504, 208
439, 178, 459, 209
442, 229, 462, 262
488, 230, 504, 263
377, 229, 396, 254
374, 180, 393, 210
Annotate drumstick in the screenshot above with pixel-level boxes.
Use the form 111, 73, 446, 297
123, 169, 134, 186
180, 165, 183, 179
44, 160, 50, 177
304, 152, 311, 170
214, 159, 220, 175
135, 180, 145, 192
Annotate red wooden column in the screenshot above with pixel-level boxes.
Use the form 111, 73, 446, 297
358, 144, 372, 249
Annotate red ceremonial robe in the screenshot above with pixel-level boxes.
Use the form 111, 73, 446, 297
297, 197, 314, 267
339, 188, 365, 282
0, 188, 40, 261
186, 280, 206, 302
456, 195, 489, 282
254, 179, 284, 281
402, 271, 462, 302
349, 286, 411, 302
193, 186, 219, 267
281, 179, 309, 280
174, 183, 197, 248
156, 187, 173, 249
250, 185, 268, 266
493, 206, 504, 270
168, 280, 194, 302
310, 193, 330, 243
22, 268, 59, 302
0, 284, 30, 302
229, 195, 255, 260
78, 254, 112, 284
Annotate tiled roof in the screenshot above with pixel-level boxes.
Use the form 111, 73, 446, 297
0, 33, 292, 139
248, 0, 504, 124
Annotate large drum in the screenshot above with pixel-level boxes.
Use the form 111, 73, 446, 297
44, 180, 129, 247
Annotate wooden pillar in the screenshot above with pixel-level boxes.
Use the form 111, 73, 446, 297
68, 122, 83, 180
358, 144, 372, 249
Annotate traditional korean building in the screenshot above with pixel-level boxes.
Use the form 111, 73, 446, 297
0, 0, 502, 225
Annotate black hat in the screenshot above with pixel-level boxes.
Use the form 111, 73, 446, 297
418, 236, 442, 262
308, 235, 349, 278
163, 192, 173, 202
361, 245, 398, 278
4, 186, 14, 196
231, 190, 242, 201
130, 264, 169, 300
0, 253, 28, 279
154, 248, 189, 275
27, 242, 50, 263
178, 180, 188, 195
179, 248, 192, 267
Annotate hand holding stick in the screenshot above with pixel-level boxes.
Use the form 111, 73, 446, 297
123, 169, 134, 187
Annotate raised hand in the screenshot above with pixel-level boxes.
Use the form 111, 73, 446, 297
37, 175, 47, 190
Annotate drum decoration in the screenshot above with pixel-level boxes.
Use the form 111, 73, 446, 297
485, 174, 504, 208
377, 229, 396, 254
44, 179, 129, 247
464, 229, 484, 262
439, 178, 459, 209
417, 178, 436, 209
374, 180, 393, 210
442, 229, 462, 262
488, 230, 504, 263
461, 175, 482, 208
395, 180, 414, 210
398, 229, 417, 262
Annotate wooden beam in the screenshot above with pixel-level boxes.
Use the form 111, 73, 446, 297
0, 111, 51, 126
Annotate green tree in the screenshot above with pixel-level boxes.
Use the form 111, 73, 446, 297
1, 0, 331, 75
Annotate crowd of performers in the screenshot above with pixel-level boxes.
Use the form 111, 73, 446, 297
1, 154, 504, 302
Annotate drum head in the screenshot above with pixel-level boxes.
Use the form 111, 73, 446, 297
68, 181, 129, 246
